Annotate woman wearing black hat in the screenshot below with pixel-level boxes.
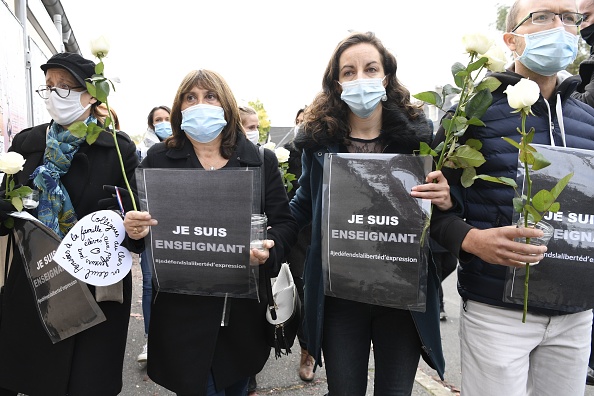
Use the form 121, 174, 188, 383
0, 52, 139, 396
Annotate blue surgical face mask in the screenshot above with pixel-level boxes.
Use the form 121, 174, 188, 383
339, 77, 387, 118
154, 121, 172, 140
181, 104, 227, 143
513, 27, 578, 76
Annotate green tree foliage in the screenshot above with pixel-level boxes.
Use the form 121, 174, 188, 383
494, 3, 587, 76
248, 99, 271, 142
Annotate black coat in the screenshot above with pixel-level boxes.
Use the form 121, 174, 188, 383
143, 134, 298, 395
0, 123, 139, 396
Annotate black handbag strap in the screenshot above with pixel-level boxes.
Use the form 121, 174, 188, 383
259, 145, 277, 320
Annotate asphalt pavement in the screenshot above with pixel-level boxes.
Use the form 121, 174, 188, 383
120, 258, 594, 396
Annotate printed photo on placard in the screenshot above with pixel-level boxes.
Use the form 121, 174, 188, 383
11, 216, 105, 343
504, 144, 594, 312
321, 153, 431, 310
137, 168, 258, 298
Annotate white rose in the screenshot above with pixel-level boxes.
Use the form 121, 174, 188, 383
462, 33, 493, 55
481, 45, 507, 72
504, 78, 540, 111
274, 147, 290, 163
262, 141, 276, 151
90, 35, 110, 58
0, 152, 26, 175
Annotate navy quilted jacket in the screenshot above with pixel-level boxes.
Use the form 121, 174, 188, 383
454, 69, 594, 314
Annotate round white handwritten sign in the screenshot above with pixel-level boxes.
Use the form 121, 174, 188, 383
54, 210, 133, 286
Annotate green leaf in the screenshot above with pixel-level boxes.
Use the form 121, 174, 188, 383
502, 137, 521, 150
95, 61, 104, 75
466, 117, 486, 127
452, 62, 466, 88
473, 174, 501, 183
418, 142, 437, 156
453, 145, 486, 167
531, 151, 551, 171
465, 138, 482, 151
476, 76, 502, 93
86, 82, 96, 98
474, 174, 517, 187
68, 121, 89, 138
95, 80, 110, 103
532, 190, 555, 212
465, 89, 493, 120
442, 84, 461, 97
525, 205, 543, 224
85, 123, 104, 145
467, 56, 488, 73
433, 141, 444, 155
413, 91, 442, 107
519, 149, 535, 165
548, 202, 560, 212
513, 197, 524, 213
461, 167, 476, 187
11, 197, 23, 212
13, 185, 32, 197
550, 172, 573, 199
104, 117, 112, 130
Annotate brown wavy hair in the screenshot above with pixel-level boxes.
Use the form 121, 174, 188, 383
302, 31, 424, 148
168, 69, 242, 158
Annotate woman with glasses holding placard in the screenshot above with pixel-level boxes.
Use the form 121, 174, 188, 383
0, 52, 139, 396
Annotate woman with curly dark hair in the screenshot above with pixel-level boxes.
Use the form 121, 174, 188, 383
290, 31, 453, 395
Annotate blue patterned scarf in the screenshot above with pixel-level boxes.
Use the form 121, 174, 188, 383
31, 117, 94, 237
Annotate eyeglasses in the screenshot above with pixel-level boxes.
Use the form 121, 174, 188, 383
512, 11, 584, 32
35, 84, 84, 100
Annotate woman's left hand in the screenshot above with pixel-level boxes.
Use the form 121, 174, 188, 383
410, 170, 452, 211
250, 239, 275, 266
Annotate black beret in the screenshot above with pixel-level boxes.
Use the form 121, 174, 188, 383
40, 52, 96, 88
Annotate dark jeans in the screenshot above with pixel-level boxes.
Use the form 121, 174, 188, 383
176, 371, 248, 396
140, 250, 152, 335
322, 296, 421, 396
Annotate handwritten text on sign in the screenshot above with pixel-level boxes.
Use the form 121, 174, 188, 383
54, 210, 132, 286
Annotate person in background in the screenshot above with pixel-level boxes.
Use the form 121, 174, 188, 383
433, 1, 594, 394
239, 104, 261, 395
282, 106, 316, 382
239, 105, 260, 145
290, 31, 452, 395
293, 107, 305, 139
136, 105, 171, 364
0, 52, 139, 396
97, 103, 120, 130
123, 69, 298, 396
572, 0, 594, 386
137, 105, 172, 160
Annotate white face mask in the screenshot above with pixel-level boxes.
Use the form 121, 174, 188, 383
44, 88, 91, 126
246, 130, 260, 144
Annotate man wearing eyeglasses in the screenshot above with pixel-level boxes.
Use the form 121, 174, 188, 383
571, 0, 594, 387
433, 0, 594, 395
